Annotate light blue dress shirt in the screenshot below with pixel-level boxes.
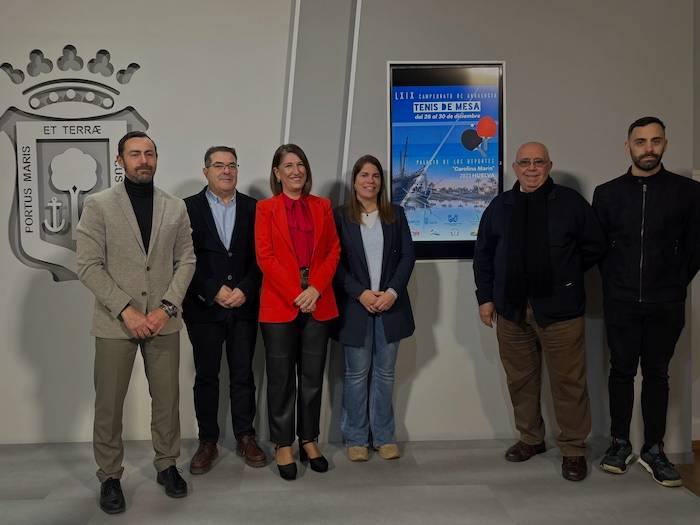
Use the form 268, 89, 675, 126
206, 189, 236, 250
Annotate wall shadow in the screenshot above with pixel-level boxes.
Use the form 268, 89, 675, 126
460, 259, 514, 439
393, 262, 440, 442
324, 178, 349, 443
19, 274, 94, 488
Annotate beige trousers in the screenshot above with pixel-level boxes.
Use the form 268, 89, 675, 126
496, 308, 591, 456
93, 332, 180, 481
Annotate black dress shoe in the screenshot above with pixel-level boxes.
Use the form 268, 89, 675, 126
99, 478, 125, 514
562, 455, 588, 482
277, 461, 298, 480
156, 466, 188, 498
299, 439, 329, 473
505, 441, 546, 462
275, 445, 297, 480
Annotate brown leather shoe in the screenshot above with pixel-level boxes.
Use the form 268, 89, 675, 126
189, 441, 218, 475
562, 455, 588, 481
236, 435, 266, 468
505, 441, 546, 462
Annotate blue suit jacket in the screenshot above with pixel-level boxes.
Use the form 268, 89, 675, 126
333, 204, 415, 346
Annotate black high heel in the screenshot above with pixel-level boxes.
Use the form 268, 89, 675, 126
299, 439, 329, 473
275, 445, 297, 481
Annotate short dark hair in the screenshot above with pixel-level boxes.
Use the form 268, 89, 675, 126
204, 146, 237, 167
269, 144, 312, 196
118, 130, 157, 157
628, 116, 666, 137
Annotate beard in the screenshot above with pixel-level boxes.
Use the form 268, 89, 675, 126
631, 152, 662, 173
125, 165, 155, 183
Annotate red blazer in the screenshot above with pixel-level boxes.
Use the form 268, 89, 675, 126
255, 193, 340, 323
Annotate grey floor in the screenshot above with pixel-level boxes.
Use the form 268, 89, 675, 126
1, 439, 699, 525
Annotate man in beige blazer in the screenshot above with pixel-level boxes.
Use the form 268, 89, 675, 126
76, 131, 195, 514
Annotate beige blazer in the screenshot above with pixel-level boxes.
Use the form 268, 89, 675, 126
76, 183, 196, 339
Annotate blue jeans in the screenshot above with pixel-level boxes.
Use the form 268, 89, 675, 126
341, 316, 399, 447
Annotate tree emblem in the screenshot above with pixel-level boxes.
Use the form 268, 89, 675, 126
49, 148, 98, 239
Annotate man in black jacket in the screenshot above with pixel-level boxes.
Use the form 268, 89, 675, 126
593, 116, 700, 487
474, 142, 606, 482
183, 146, 265, 474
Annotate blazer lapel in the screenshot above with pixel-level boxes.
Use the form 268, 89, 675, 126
228, 192, 244, 250
115, 183, 146, 255
349, 219, 371, 284
199, 188, 226, 251
199, 187, 223, 248
271, 195, 295, 253
380, 220, 393, 282
147, 189, 165, 260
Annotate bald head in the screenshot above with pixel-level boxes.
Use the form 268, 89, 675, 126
513, 141, 552, 193
515, 142, 550, 162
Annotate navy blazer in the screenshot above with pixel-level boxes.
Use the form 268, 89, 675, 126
182, 187, 261, 323
333, 204, 416, 346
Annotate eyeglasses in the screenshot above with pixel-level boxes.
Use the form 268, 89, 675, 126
515, 158, 548, 168
208, 162, 238, 170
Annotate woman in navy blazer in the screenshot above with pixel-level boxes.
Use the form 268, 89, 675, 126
333, 154, 415, 462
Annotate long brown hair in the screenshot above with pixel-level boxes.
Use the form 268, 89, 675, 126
345, 154, 395, 224
269, 144, 313, 196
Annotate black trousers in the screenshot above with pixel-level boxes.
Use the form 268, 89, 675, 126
185, 316, 258, 442
261, 314, 330, 446
604, 300, 685, 448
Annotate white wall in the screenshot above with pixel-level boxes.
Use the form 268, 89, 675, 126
0, 0, 696, 454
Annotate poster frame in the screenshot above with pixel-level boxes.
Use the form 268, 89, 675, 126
386, 61, 505, 260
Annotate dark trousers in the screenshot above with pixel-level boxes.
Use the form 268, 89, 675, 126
185, 316, 258, 442
496, 308, 590, 456
605, 300, 685, 448
261, 314, 330, 446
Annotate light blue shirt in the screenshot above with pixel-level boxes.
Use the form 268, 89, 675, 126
206, 189, 236, 250
360, 211, 398, 299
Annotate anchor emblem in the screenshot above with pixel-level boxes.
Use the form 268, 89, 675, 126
43, 197, 66, 233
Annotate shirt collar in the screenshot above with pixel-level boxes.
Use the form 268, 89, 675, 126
282, 192, 306, 210
206, 188, 236, 206
624, 163, 669, 184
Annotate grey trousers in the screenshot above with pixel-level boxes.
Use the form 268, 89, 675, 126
93, 332, 180, 481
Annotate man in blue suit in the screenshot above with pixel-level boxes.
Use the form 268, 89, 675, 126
183, 146, 265, 473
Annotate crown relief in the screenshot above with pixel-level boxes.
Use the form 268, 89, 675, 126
1, 45, 140, 110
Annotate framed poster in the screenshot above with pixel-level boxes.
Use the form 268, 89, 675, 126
388, 62, 504, 259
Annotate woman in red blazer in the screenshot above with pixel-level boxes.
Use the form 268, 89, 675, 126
255, 144, 340, 480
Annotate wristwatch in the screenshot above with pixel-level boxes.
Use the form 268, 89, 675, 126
159, 300, 178, 318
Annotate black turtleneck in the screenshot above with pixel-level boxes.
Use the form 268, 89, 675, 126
124, 176, 154, 253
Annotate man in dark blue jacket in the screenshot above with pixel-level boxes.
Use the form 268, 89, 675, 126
183, 146, 265, 474
474, 142, 605, 482
593, 117, 700, 487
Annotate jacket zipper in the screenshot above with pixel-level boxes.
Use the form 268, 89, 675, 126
638, 184, 647, 302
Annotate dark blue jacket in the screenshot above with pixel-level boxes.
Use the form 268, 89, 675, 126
333, 204, 415, 346
182, 188, 261, 323
473, 181, 605, 326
